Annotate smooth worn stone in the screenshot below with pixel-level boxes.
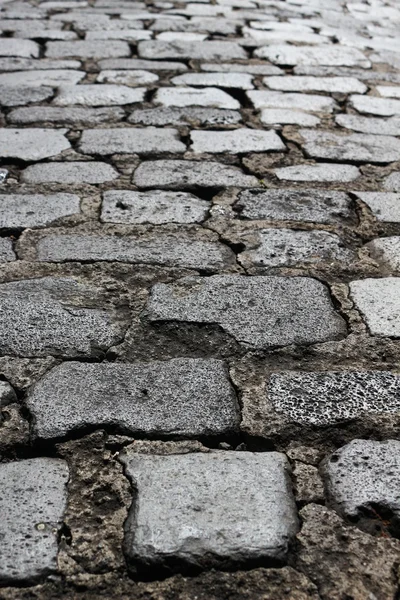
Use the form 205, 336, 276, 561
34, 232, 235, 272
0, 85, 53, 107
385, 172, 400, 191
145, 275, 346, 349
53, 84, 145, 106
21, 162, 119, 184
150, 18, 239, 36
349, 94, 400, 116
0, 69, 84, 86
235, 189, 352, 224
0, 58, 81, 71
27, 359, 239, 439
268, 371, 400, 426
46, 40, 130, 58
0, 276, 126, 357
0, 238, 16, 262
0, 458, 68, 584
138, 40, 247, 60
0, 193, 80, 228
260, 109, 320, 126
0, 380, 16, 406
350, 277, 400, 337
128, 107, 241, 127
97, 69, 158, 86
263, 75, 367, 94
238, 228, 352, 270
98, 58, 187, 71
201, 62, 283, 75
121, 451, 299, 570
366, 237, 400, 270
134, 160, 258, 190
0, 39, 39, 58
190, 129, 285, 154
275, 163, 360, 182
171, 72, 254, 90
154, 87, 240, 110
255, 45, 371, 68
101, 190, 209, 224
324, 440, 400, 521
335, 114, 400, 136
354, 192, 400, 222
300, 129, 400, 163
247, 91, 336, 113
8, 106, 125, 125
1, 129, 70, 161
377, 86, 400, 98
80, 128, 185, 155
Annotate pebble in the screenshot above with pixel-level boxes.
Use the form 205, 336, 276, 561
190, 129, 285, 154
21, 162, 119, 184
263, 76, 367, 94
128, 107, 241, 126
46, 40, 131, 58
254, 45, 371, 68
353, 192, 400, 222
53, 84, 146, 106
275, 163, 360, 182
79, 127, 185, 155
0, 85, 53, 107
138, 40, 247, 60
171, 72, 254, 90
1, 129, 70, 161
154, 87, 240, 109
247, 91, 336, 113
0, 193, 80, 228
350, 277, 400, 337
8, 106, 125, 125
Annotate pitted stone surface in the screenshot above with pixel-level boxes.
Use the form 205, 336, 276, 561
145, 275, 346, 349
79, 128, 186, 155
0, 458, 69, 584
190, 129, 285, 154
255, 45, 371, 68
53, 84, 146, 106
154, 87, 240, 110
128, 107, 241, 127
27, 359, 239, 439
268, 371, 400, 426
248, 91, 336, 113
350, 278, 400, 337
1, 129, 70, 161
21, 162, 119, 184
275, 163, 360, 182
8, 106, 125, 126
121, 451, 299, 569
138, 40, 247, 60
354, 192, 400, 222
0, 238, 16, 262
0, 85, 53, 107
101, 190, 210, 224
46, 40, 130, 58
0, 277, 127, 357
0, 193, 80, 228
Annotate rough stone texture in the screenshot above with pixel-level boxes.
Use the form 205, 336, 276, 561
79, 128, 185, 155
366, 236, 400, 270
336, 114, 400, 136
248, 90, 336, 113
101, 190, 210, 224
275, 163, 360, 182
97, 69, 158, 86
0, 238, 16, 262
99, 58, 188, 71
350, 94, 400, 116
27, 359, 239, 439
264, 76, 367, 94
21, 162, 119, 184
0, 86, 53, 107
0, 69, 84, 87
354, 192, 400, 222
0, 380, 17, 406
350, 277, 400, 337
255, 45, 371, 67
0, 458, 69, 584
1, 129, 70, 161
128, 107, 241, 127
190, 129, 285, 154
260, 109, 320, 126
0, 39, 39, 58
171, 72, 254, 90
0, 193, 80, 228
8, 106, 125, 126
385, 172, 400, 191
53, 84, 146, 106
145, 275, 346, 349
121, 451, 298, 570
154, 87, 240, 109
138, 40, 247, 60
46, 40, 130, 58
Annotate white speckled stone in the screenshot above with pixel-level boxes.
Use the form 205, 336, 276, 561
254, 45, 371, 68
21, 162, 119, 184
1, 129, 70, 161
53, 84, 146, 106
350, 277, 400, 337
97, 70, 158, 86
190, 129, 285, 154
354, 192, 400, 222
79, 128, 185, 155
275, 163, 360, 182
0, 193, 80, 228
260, 109, 320, 126
171, 72, 254, 90
248, 91, 336, 113
0, 69, 84, 86
138, 40, 247, 60
263, 76, 367, 94
350, 94, 400, 116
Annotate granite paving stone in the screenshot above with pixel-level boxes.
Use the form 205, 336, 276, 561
0, 85, 53, 107
46, 40, 131, 58
154, 87, 241, 109
260, 109, 320, 126
0, 380, 17, 406
1, 129, 70, 161
349, 94, 400, 116
200, 62, 283, 75
138, 40, 247, 60
53, 84, 146, 106
79, 128, 185, 155
263, 76, 367, 94
0, 69, 84, 86
0, 193, 81, 228
190, 129, 285, 154
120, 451, 299, 569
21, 162, 119, 184
247, 91, 336, 113
275, 163, 360, 182
97, 69, 159, 86
0, 58, 81, 71
0, 39, 39, 58
366, 237, 400, 270
145, 275, 346, 349
335, 114, 400, 136
350, 277, 400, 337
353, 192, 400, 222
27, 359, 239, 439
156, 32, 208, 42
8, 106, 125, 125
98, 58, 188, 71
376, 86, 400, 98
128, 107, 241, 126
85, 29, 152, 41
0, 238, 16, 262
171, 72, 254, 90
254, 45, 371, 68
385, 172, 400, 191
0, 458, 69, 584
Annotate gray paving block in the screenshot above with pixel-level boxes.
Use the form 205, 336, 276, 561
354, 192, 400, 222
0, 238, 16, 262
101, 190, 209, 224
0, 69, 84, 87
138, 40, 247, 60
98, 58, 187, 71
336, 114, 400, 136
190, 129, 285, 153
350, 94, 400, 116
121, 451, 299, 570
0, 39, 39, 58
201, 62, 283, 75
46, 40, 130, 58
145, 275, 346, 349
366, 237, 400, 270
385, 172, 400, 191
0, 458, 69, 584
247, 91, 336, 113
255, 45, 371, 68
53, 84, 145, 106
79, 128, 185, 155
0, 85, 53, 107
350, 277, 400, 337
21, 162, 119, 184
0, 193, 80, 228
1, 129, 70, 161
275, 163, 360, 182
0, 380, 17, 406
263, 75, 367, 94
0, 58, 81, 71
268, 371, 400, 426
128, 107, 241, 127
154, 87, 240, 109
171, 72, 254, 89
260, 109, 320, 127
97, 69, 158, 86
27, 359, 239, 439
8, 106, 125, 126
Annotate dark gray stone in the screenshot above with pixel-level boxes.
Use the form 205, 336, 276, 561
0, 380, 17, 406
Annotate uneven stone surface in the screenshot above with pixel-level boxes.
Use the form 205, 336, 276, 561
79, 128, 185, 155
138, 40, 246, 61
0, 238, 16, 262
264, 76, 367, 94
275, 163, 360, 182
190, 129, 285, 154
350, 278, 400, 337
8, 106, 125, 126
0, 85, 53, 107
46, 40, 130, 59
355, 192, 400, 222
128, 107, 241, 127
248, 90, 336, 113
53, 84, 146, 106
255, 45, 371, 68
1, 129, 70, 161
21, 162, 119, 184
0, 193, 80, 228
154, 87, 240, 109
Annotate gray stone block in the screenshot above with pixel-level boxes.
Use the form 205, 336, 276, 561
350, 277, 400, 337
260, 109, 320, 127
350, 94, 400, 116
79, 128, 185, 155
171, 72, 254, 90
0, 238, 16, 262
0, 86, 53, 107
8, 106, 125, 126
0, 380, 17, 406
385, 172, 400, 191
335, 114, 400, 136
0, 193, 80, 228
263, 75, 367, 94
97, 69, 158, 86
154, 87, 240, 109
0, 69, 84, 87
354, 192, 400, 222
128, 107, 241, 127
190, 129, 285, 154
247, 91, 336, 113
53, 84, 146, 106
138, 40, 247, 60
98, 58, 187, 71
0, 39, 39, 58
275, 163, 360, 182
1, 129, 70, 161
46, 40, 130, 58
255, 45, 371, 68
21, 162, 119, 184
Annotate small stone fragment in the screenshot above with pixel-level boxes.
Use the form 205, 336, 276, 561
275, 163, 360, 182
350, 277, 400, 337
255, 45, 371, 68
1, 129, 70, 161
366, 237, 400, 270
21, 162, 119, 184
0, 193, 80, 228
79, 128, 185, 155
190, 129, 285, 153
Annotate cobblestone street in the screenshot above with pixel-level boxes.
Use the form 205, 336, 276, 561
1, 0, 400, 597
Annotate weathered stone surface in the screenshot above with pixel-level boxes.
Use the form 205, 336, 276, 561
248, 90, 336, 112
238, 228, 352, 270
300, 129, 400, 163
27, 359, 239, 439
101, 190, 209, 224
121, 451, 298, 570
0, 193, 80, 228
0, 69, 84, 87
0, 238, 16, 262
171, 72, 254, 90
275, 163, 360, 182
377, 86, 400, 98
268, 370, 400, 426
53, 84, 145, 106
366, 236, 400, 270
154, 87, 240, 109
97, 69, 158, 86
46, 40, 130, 58
1, 129, 70, 161
0, 85, 53, 107
0, 58, 81, 71
350, 94, 400, 116
79, 128, 185, 155
0, 380, 17, 405
138, 40, 247, 60
255, 45, 371, 68
0, 277, 127, 357
86, 29, 152, 41
190, 129, 285, 154
21, 162, 119, 184
134, 160, 258, 189
385, 172, 400, 191
350, 277, 400, 337
0, 39, 39, 58
99, 58, 188, 71
8, 106, 125, 126
156, 32, 207, 42
263, 75, 367, 94
354, 192, 400, 222
235, 189, 352, 224
128, 107, 241, 127
336, 114, 400, 136
0, 458, 69, 584
201, 62, 283, 75
260, 109, 320, 126
145, 275, 346, 349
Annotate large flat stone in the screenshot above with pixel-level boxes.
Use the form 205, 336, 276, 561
0, 193, 80, 228
0, 58, 81, 71
1, 129, 70, 161
53, 84, 145, 106
247, 90, 336, 112
8, 106, 124, 126
354, 192, 400, 222
128, 107, 241, 127
0, 86, 53, 107
190, 129, 285, 154
0, 39, 39, 58
349, 94, 400, 116
0, 458, 68, 584
263, 76, 367, 94
0, 69, 84, 86
154, 87, 240, 109
171, 72, 254, 90
79, 128, 185, 155
275, 163, 360, 182
46, 40, 130, 58
27, 359, 239, 439
145, 275, 346, 349
336, 114, 400, 136
121, 451, 298, 570
350, 277, 400, 337
138, 40, 247, 60
254, 45, 371, 68
21, 162, 119, 184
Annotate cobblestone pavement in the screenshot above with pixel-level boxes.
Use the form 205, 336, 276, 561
1, 0, 400, 598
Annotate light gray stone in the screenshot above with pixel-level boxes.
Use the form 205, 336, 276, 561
97, 69, 158, 86
190, 129, 285, 154
85, 29, 152, 41
27, 359, 239, 440
0, 85, 53, 107
335, 114, 400, 136
138, 40, 247, 60
128, 107, 241, 126
21, 162, 119, 184
134, 160, 258, 190
0, 39, 39, 58
121, 451, 299, 569
350, 277, 400, 337
46, 40, 130, 58
145, 275, 346, 349
350, 94, 400, 116
0, 380, 16, 406
377, 86, 400, 99
242, 27, 325, 46
0, 458, 69, 584
8, 106, 125, 125
98, 58, 187, 71
294, 65, 400, 83
0, 276, 126, 357
10, 28, 78, 40
385, 172, 400, 191
156, 32, 207, 42
1, 129, 70, 161
0, 193, 80, 228
53, 84, 145, 106
238, 228, 352, 269
366, 237, 400, 270
275, 163, 360, 182
150, 18, 239, 35
79, 128, 185, 155
0, 69, 84, 86
154, 87, 240, 110
354, 192, 400, 222
101, 190, 209, 224
268, 371, 400, 426
0, 238, 15, 262
263, 76, 367, 94
0, 58, 81, 71
254, 45, 371, 68
171, 72, 254, 90
201, 62, 283, 75
247, 91, 336, 113
260, 109, 320, 126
